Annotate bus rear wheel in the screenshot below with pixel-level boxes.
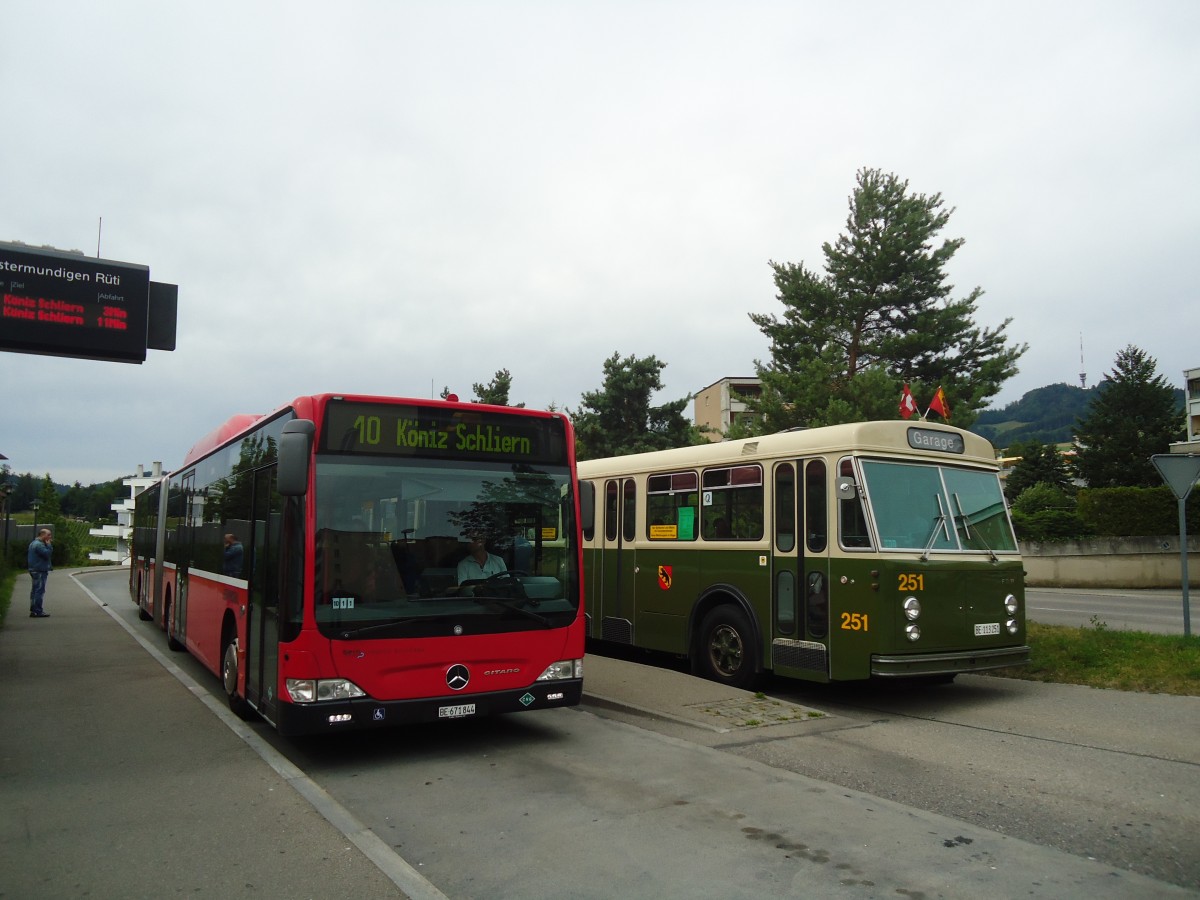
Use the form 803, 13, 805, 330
163, 594, 183, 652
696, 606, 759, 690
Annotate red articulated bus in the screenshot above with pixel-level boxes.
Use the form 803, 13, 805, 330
130, 393, 588, 735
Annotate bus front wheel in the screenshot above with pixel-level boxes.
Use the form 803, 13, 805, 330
695, 606, 759, 690
222, 637, 255, 721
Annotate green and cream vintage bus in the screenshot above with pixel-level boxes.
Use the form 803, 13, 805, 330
579, 420, 1029, 687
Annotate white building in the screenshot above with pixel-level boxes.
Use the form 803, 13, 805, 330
1169, 365, 1200, 454
89, 462, 162, 565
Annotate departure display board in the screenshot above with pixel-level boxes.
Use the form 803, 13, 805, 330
322, 399, 568, 465
0, 242, 151, 363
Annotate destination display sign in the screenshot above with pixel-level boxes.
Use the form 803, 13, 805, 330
0, 242, 151, 363
322, 400, 567, 465
907, 427, 965, 454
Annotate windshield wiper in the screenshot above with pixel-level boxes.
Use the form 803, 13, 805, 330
952, 492, 999, 562
465, 595, 554, 628
338, 614, 461, 640
920, 495, 951, 561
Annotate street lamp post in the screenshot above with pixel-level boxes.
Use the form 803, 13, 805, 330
31, 499, 40, 544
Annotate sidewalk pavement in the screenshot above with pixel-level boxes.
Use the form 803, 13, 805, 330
0, 570, 423, 899
0, 569, 806, 900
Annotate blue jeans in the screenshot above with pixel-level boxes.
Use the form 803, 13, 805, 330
29, 571, 48, 614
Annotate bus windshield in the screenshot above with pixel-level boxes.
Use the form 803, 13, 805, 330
312, 456, 577, 638
859, 460, 1018, 554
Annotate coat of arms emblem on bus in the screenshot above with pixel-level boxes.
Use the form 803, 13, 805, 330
657, 566, 672, 591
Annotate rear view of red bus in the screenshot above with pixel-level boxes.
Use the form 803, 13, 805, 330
130, 393, 588, 735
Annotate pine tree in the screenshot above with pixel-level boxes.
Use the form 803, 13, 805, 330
1003, 440, 1074, 503
1073, 345, 1184, 488
472, 369, 525, 407
571, 353, 699, 460
748, 168, 1025, 430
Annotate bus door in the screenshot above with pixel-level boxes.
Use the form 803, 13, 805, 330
770, 458, 831, 682
171, 471, 198, 636
826, 457, 876, 681
594, 478, 637, 645
245, 464, 281, 720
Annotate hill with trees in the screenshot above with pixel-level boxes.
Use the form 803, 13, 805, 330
973, 382, 1096, 447
972, 380, 1186, 450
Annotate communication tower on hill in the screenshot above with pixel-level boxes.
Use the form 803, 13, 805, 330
1078, 334, 1086, 389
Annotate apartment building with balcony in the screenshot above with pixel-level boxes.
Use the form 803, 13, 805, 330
693, 376, 762, 441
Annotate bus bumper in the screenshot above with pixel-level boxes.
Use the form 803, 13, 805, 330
273, 678, 583, 736
870, 645, 1030, 678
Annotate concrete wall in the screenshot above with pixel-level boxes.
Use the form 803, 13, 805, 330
1021, 535, 1200, 588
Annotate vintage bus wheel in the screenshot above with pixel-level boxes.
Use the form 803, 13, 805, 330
696, 606, 759, 690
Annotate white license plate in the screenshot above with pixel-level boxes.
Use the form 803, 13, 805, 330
438, 704, 476, 719
974, 622, 1000, 636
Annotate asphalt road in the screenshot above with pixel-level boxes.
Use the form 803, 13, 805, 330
1026, 586, 1193, 634
84, 570, 1200, 896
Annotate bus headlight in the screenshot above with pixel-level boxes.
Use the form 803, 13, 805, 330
905, 624, 921, 642
536, 659, 582, 681
903, 597, 921, 621
1004, 594, 1019, 615
285, 678, 366, 704
1007, 618, 1019, 635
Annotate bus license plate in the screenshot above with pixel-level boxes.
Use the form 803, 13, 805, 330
438, 704, 476, 719
974, 622, 1000, 636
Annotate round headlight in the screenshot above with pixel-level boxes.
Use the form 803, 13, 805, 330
903, 596, 921, 621
905, 623, 921, 642
1004, 594, 1019, 615
1007, 618, 1019, 634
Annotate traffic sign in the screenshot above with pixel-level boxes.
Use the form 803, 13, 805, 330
1151, 454, 1200, 501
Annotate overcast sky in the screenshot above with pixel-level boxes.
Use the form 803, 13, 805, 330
2, 1, 1197, 486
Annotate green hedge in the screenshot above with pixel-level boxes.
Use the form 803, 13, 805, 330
3, 518, 117, 568
1077, 486, 1200, 536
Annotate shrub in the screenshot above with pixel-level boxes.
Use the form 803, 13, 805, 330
1077, 486, 1200, 536
1010, 482, 1090, 542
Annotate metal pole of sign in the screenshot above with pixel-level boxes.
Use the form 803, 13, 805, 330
1177, 496, 1191, 637
1151, 454, 1200, 638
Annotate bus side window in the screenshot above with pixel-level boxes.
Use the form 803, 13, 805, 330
805, 460, 827, 553
647, 471, 698, 541
838, 458, 873, 549
622, 479, 636, 543
774, 463, 795, 553
807, 570, 828, 638
604, 481, 619, 542
701, 465, 763, 540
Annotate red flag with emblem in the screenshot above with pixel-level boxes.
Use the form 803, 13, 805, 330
928, 386, 950, 420
899, 384, 918, 419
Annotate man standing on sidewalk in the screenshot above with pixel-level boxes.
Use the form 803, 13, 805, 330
27, 528, 52, 618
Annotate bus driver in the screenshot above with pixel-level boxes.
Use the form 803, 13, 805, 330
457, 533, 506, 584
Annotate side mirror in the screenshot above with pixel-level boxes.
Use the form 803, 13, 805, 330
836, 476, 858, 501
578, 480, 595, 530
277, 419, 315, 496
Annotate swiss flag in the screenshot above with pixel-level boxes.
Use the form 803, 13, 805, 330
899, 384, 918, 420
